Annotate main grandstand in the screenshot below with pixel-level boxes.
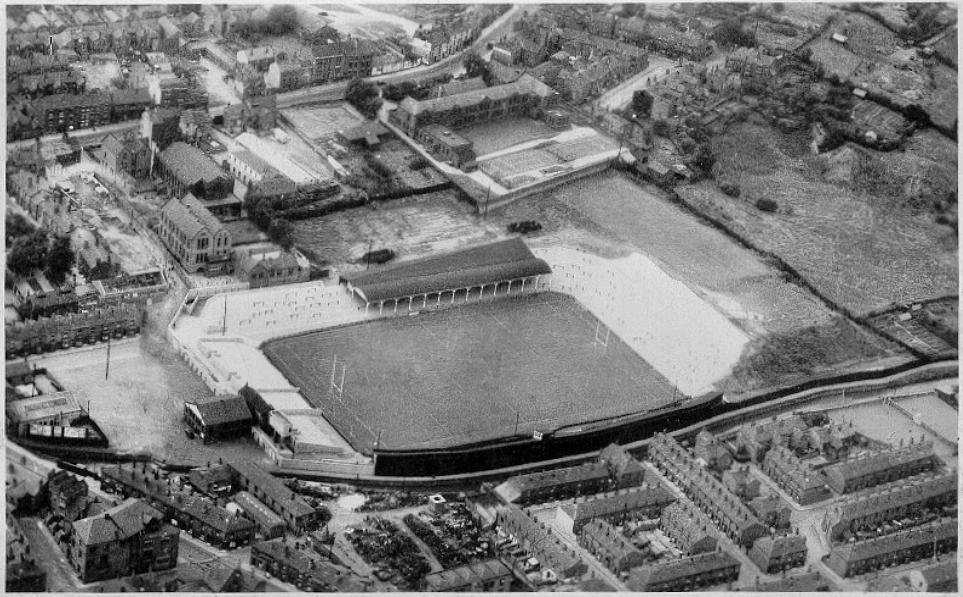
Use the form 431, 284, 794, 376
259, 238, 681, 453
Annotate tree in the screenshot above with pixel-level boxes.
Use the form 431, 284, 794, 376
345, 78, 383, 120
463, 52, 493, 86
692, 143, 716, 175
652, 119, 671, 137
713, 18, 757, 48
631, 90, 654, 119
45, 234, 75, 285
268, 218, 295, 251
8, 230, 49, 276
5, 213, 35, 246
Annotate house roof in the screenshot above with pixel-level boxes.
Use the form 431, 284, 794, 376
829, 518, 956, 563
629, 550, 739, 590
425, 559, 512, 591
749, 571, 832, 592
230, 462, 315, 518
339, 121, 389, 145
343, 238, 551, 303
398, 73, 554, 117
188, 395, 252, 427
161, 193, 226, 240
238, 46, 275, 62
72, 498, 164, 546
752, 534, 807, 560
158, 142, 228, 187
562, 483, 675, 523
824, 442, 935, 483
828, 471, 957, 524
233, 491, 285, 529
187, 464, 235, 494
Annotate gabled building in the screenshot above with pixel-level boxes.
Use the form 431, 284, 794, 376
68, 498, 179, 582
237, 46, 277, 72
47, 469, 90, 522
230, 462, 317, 532
694, 429, 733, 472
579, 518, 645, 573
158, 193, 233, 275
627, 550, 740, 592
762, 445, 831, 505
823, 441, 938, 494
101, 132, 150, 179
749, 533, 807, 574
825, 518, 957, 578
157, 141, 232, 201
235, 245, 310, 289
660, 500, 719, 555
250, 537, 369, 592
423, 559, 513, 592
497, 503, 587, 580
722, 467, 761, 501
554, 482, 675, 536
184, 395, 253, 442
749, 495, 792, 530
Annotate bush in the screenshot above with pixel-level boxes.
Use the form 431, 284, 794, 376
408, 156, 430, 170
720, 182, 741, 197
652, 119, 671, 137
755, 198, 779, 212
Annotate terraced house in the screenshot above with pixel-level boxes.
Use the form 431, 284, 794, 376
578, 518, 646, 573
749, 533, 808, 574
554, 483, 676, 535
821, 471, 958, 542
158, 194, 233, 275
497, 503, 587, 580
825, 518, 957, 577
762, 445, 832, 505
659, 500, 719, 555
627, 550, 741, 592
822, 441, 939, 494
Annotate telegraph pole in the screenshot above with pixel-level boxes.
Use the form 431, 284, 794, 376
104, 335, 111, 380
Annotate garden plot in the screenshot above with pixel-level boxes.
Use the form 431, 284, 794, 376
681, 121, 957, 317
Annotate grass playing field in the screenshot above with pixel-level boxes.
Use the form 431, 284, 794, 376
262, 292, 679, 452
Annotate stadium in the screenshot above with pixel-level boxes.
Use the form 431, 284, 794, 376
174, 238, 741, 475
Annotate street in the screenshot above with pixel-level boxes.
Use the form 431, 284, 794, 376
19, 517, 81, 592
6, 120, 140, 152
595, 55, 683, 112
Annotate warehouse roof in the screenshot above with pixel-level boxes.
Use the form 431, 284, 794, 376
161, 193, 226, 240
158, 142, 228, 187
343, 238, 550, 303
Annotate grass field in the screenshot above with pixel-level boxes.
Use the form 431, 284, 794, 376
492, 170, 910, 395
679, 121, 957, 317
262, 292, 679, 452
458, 117, 561, 156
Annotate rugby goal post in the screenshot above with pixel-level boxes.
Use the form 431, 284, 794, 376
330, 355, 347, 402
593, 320, 611, 353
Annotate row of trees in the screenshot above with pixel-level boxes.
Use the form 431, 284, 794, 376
6, 214, 75, 285
345, 79, 383, 120
246, 197, 295, 250
234, 5, 300, 41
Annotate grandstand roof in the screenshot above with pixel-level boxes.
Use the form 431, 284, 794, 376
342, 238, 551, 303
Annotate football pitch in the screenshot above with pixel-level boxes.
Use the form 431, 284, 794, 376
262, 292, 680, 452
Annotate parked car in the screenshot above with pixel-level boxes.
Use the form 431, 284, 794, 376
508, 220, 542, 234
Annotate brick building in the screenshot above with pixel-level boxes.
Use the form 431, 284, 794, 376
156, 141, 233, 201
497, 504, 587, 580
736, 415, 809, 463
762, 445, 832, 505
415, 124, 477, 169
749, 495, 792, 530
659, 500, 719, 555
579, 518, 646, 573
101, 132, 151, 179
423, 559, 513, 592
392, 73, 558, 137
184, 395, 254, 442
226, 150, 296, 202
749, 534, 808, 574
234, 490, 286, 539
495, 456, 645, 506
231, 462, 317, 532
694, 429, 733, 472
310, 39, 376, 84
822, 441, 938, 494
235, 245, 310, 289
31, 93, 111, 133
722, 467, 761, 501
825, 518, 957, 578
554, 483, 675, 535
47, 469, 90, 522
627, 550, 740, 592
250, 537, 368, 591
68, 498, 179, 583
158, 193, 233, 275
649, 433, 768, 547
821, 471, 957, 542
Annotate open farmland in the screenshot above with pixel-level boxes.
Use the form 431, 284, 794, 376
491, 170, 909, 396
292, 189, 504, 271
679, 121, 958, 317
263, 292, 679, 452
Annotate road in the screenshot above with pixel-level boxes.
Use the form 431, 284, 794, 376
19, 517, 81, 592
278, 4, 523, 107
595, 55, 684, 112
